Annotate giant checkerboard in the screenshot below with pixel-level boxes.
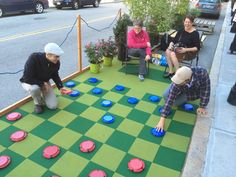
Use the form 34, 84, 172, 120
0, 60, 198, 177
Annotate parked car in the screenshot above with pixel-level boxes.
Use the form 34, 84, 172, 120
195, 0, 222, 18
53, 0, 101, 10
0, 0, 48, 17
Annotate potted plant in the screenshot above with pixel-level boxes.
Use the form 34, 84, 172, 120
113, 13, 133, 61
85, 42, 103, 73
99, 37, 118, 66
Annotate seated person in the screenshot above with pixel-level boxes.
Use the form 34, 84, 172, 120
127, 19, 151, 81
164, 15, 200, 78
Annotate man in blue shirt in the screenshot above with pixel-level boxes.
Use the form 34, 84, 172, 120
156, 66, 211, 131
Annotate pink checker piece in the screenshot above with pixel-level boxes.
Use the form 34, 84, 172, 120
80, 140, 95, 153
43, 145, 60, 159
88, 169, 107, 177
0, 155, 11, 169
62, 89, 72, 94
10, 130, 27, 142
6, 112, 22, 121
128, 158, 145, 173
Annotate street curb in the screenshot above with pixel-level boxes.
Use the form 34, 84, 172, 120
181, 2, 229, 177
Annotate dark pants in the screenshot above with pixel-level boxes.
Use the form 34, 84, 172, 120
128, 48, 147, 75
163, 85, 187, 106
230, 34, 236, 52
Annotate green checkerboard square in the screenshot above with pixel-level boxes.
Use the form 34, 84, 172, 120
0, 149, 25, 177
161, 132, 190, 152
0, 144, 5, 153
80, 107, 106, 122
33, 108, 60, 119
135, 100, 157, 114
153, 105, 175, 119
76, 93, 99, 106
117, 119, 143, 137
30, 121, 62, 140
102, 91, 124, 102
50, 151, 89, 177
92, 98, 114, 111
125, 88, 146, 99
0, 120, 10, 132
73, 83, 93, 93
6, 159, 47, 177
111, 85, 130, 95
138, 125, 163, 145
13, 114, 44, 132
106, 130, 135, 152
70, 135, 103, 160
127, 109, 151, 124
28, 142, 66, 169
173, 110, 196, 125
85, 123, 114, 143
78, 161, 114, 177
168, 120, 194, 137
98, 113, 123, 129
146, 163, 180, 177
142, 93, 162, 104
128, 138, 159, 162
108, 103, 132, 118
48, 110, 77, 127
88, 87, 108, 98
91, 144, 125, 171
57, 96, 73, 109
0, 126, 22, 147
146, 68, 171, 84
83, 78, 102, 86
118, 95, 138, 108
154, 146, 186, 171
116, 153, 151, 177
64, 101, 89, 115
112, 173, 125, 177
66, 116, 94, 134
9, 133, 46, 158
145, 115, 171, 130
49, 128, 81, 149
1, 109, 29, 124
42, 171, 60, 177
20, 101, 34, 113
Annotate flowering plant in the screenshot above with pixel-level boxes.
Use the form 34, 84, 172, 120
99, 37, 118, 58
85, 42, 103, 64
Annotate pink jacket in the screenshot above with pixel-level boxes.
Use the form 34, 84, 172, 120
127, 29, 152, 56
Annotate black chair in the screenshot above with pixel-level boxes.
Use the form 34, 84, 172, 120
122, 26, 150, 74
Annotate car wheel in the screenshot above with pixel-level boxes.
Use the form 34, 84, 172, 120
93, 0, 99, 7
72, 1, 79, 10
35, 2, 44, 13
56, 6, 62, 9
0, 6, 3, 17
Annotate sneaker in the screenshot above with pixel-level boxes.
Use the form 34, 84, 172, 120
138, 74, 144, 81
163, 72, 175, 78
34, 105, 43, 114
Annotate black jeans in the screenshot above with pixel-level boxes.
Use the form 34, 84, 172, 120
128, 48, 147, 75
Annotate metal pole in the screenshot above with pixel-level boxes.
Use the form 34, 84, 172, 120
77, 15, 82, 71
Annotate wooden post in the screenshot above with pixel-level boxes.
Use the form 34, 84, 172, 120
77, 15, 82, 71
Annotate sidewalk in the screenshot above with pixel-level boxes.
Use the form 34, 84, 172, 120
182, 2, 236, 177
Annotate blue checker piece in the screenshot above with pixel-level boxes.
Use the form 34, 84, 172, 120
65, 81, 76, 88
115, 85, 125, 91
92, 88, 103, 94
69, 90, 80, 97
88, 77, 98, 83
149, 95, 160, 102
127, 97, 139, 104
151, 128, 165, 137
102, 115, 115, 124
101, 100, 113, 107
182, 103, 194, 111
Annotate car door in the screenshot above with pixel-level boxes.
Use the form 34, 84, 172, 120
80, 0, 92, 6
20, 0, 35, 11
1, 0, 22, 13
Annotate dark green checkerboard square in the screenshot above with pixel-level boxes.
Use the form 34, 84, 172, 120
78, 161, 114, 177
92, 98, 114, 111
106, 130, 135, 152
167, 120, 194, 137
28, 142, 66, 169
153, 105, 175, 119
70, 136, 103, 160
67, 116, 94, 134
142, 93, 162, 104
34, 107, 60, 119
42, 171, 60, 177
84, 78, 102, 86
88, 87, 108, 98
127, 109, 151, 124
116, 153, 151, 177
146, 68, 172, 83
98, 113, 123, 129
118, 95, 138, 108
1, 108, 29, 124
154, 146, 186, 171
63, 80, 80, 88
138, 125, 163, 145
0, 149, 25, 177
111, 85, 130, 95
64, 102, 89, 115
31, 121, 62, 140
0, 126, 21, 147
